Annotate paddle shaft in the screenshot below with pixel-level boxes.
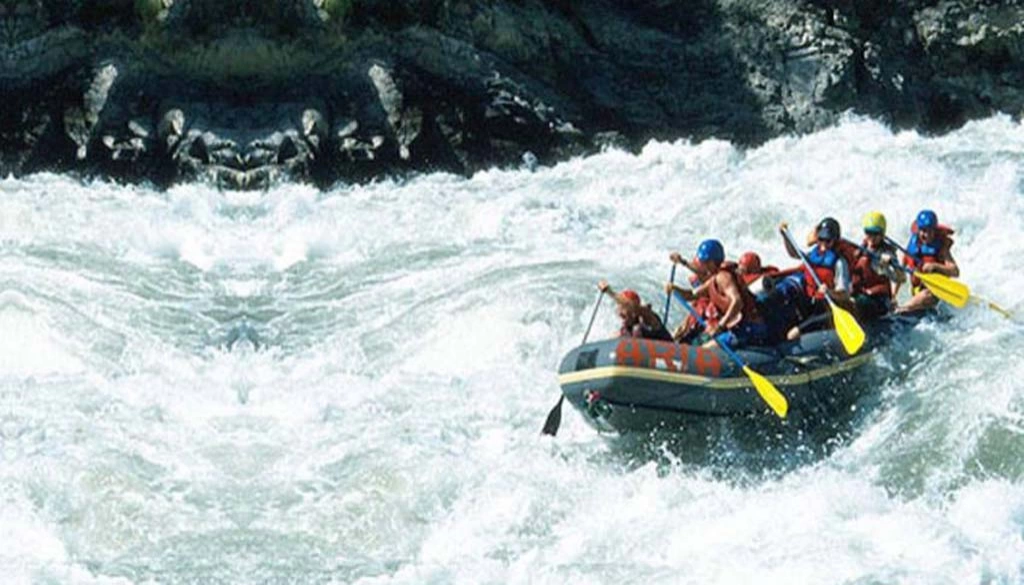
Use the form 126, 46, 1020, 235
883, 236, 928, 278
883, 236, 913, 260
662, 264, 677, 325
542, 290, 605, 436
782, 228, 832, 302
581, 289, 604, 345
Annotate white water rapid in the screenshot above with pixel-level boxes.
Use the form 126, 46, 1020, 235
2, 115, 1023, 584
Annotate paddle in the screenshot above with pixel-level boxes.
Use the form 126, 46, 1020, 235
662, 263, 677, 325
973, 296, 1013, 319
669, 289, 788, 418
781, 227, 866, 355
542, 289, 604, 436
883, 236, 1007, 315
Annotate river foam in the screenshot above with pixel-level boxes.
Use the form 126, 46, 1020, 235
1, 115, 1022, 584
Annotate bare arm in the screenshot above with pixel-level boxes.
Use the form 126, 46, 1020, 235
598, 280, 629, 307
890, 252, 906, 298
693, 278, 713, 298
665, 282, 693, 301
666, 279, 711, 301
880, 252, 907, 285
716, 273, 744, 330
829, 258, 852, 304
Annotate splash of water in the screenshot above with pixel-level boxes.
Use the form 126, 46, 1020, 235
2, 115, 1023, 584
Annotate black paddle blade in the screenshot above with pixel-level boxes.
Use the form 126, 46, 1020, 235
541, 395, 565, 436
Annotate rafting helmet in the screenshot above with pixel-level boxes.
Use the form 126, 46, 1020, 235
916, 209, 938, 230
696, 239, 725, 264
738, 251, 762, 273
816, 217, 841, 241
619, 289, 641, 305
862, 211, 887, 235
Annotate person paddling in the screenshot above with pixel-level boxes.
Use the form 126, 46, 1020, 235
597, 280, 673, 341
668, 251, 720, 344
665, 240, 768, 349
895, 209, 959, 313
778, 217, 858, 338
849, 211, 905, 320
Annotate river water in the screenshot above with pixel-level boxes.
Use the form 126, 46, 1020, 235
2, 115, 1023, 584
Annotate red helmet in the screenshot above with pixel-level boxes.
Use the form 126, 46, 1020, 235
619, 289, 641, 305
738, 251, 762, 273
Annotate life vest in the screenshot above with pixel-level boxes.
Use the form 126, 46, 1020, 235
903, 222, 955, 288
707, 262, 761, 328
802, 246, 836, 297
620, 304, 672, 341
852, 239, 896, 298
675, 297, 718, 342
690, 297, 720, 326
802, 242, 857, 299
679, 273, 719, 335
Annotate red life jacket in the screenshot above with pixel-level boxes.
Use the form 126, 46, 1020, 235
852, 239, 896, 298
707, 262, 761, 328
678, 296, 719, 340
695, 297, 720, 326
802, 241, 858, 299
619, 304, 672, 341
683, 272, 720, 331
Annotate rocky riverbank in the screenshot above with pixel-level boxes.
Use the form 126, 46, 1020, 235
1, 0, 1022, 189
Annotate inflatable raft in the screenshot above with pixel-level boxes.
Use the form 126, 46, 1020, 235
556, 312, 928, 435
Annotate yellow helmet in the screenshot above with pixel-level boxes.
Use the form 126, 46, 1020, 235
862, 211, 887, 234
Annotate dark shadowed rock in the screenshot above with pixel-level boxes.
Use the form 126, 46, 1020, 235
1, 0, 1023, 188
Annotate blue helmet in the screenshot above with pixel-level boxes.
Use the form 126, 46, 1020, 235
916, 209, 938, 230
696, 239, 725, 264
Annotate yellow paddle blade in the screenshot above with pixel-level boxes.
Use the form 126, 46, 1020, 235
830, 301, 866, 355
917, 272, 969, 308
743, 365, 788, 418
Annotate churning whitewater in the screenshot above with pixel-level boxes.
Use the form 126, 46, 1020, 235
2, 116, 1023, 584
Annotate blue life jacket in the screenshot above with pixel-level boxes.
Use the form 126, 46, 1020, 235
802, 246, 839, 298
906, 233, 942, 264
807, 246, 838, 268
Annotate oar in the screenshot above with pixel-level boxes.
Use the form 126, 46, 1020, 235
669, 289, 787, 417
781, 228, 865, 355
905, 271, 970, 309
884, 236, 1004, 314
662, 263, 677, 324
542, 289, 604, 436
973, 296, 1013, 319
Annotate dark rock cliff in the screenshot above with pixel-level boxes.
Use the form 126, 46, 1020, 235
1, 0, 1021, 188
